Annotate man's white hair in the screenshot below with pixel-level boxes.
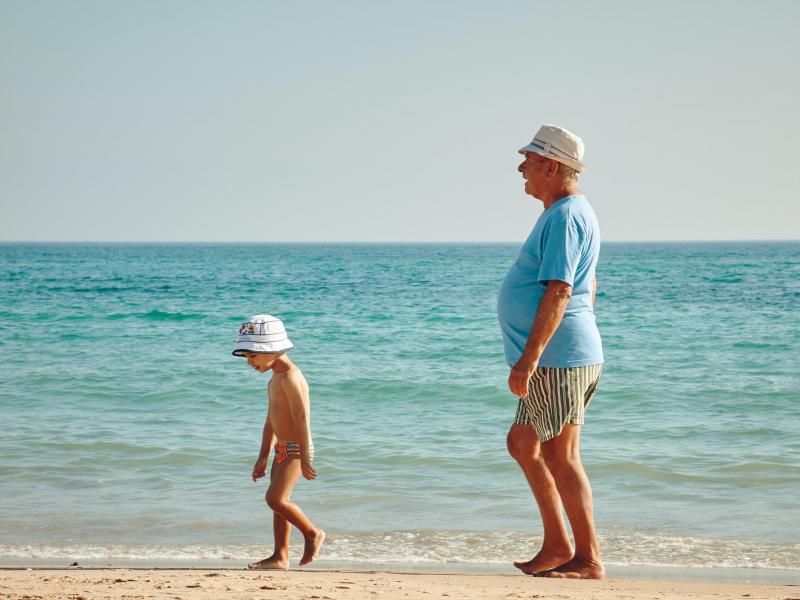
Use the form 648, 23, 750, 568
557, 162, 580, 183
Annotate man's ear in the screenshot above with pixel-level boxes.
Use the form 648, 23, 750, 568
545, 158, 560, 177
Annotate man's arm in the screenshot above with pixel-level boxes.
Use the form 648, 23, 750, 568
284, 375, 316, 480
592, 276, 597, 306
508, 279, 572, 397
252, 415, 275, 481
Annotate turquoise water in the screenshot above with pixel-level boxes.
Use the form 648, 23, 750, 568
0, 242, 798, 572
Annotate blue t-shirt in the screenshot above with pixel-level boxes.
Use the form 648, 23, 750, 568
497, 195, 603, 368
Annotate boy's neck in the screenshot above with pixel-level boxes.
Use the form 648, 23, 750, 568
271, 354, 294, 374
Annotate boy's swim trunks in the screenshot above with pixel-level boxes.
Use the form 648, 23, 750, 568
274, 442, 315, 465
513, 364, 602, 442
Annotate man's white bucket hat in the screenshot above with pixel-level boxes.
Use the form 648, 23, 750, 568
232, 314, 294, 356
518, 124, 586, 173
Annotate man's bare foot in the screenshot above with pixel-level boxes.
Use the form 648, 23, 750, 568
299, 529, 325, 566
513, 546, 574, 575
247, 555, 289, 570
535, 556, 605, 579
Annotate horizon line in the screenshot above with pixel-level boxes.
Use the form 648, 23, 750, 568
0, 239, 798, 245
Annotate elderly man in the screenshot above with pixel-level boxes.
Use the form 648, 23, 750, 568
497, 124, 604, 579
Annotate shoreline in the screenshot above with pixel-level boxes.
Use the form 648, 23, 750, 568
2, 561, 799, 585
1, 568, 797, 600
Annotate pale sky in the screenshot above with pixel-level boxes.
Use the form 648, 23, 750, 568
2, 1, 798, 242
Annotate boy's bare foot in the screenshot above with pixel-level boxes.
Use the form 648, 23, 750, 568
247, 555, 289, 571
513, 546, 574, 575
299, 529, 325, 566
535, 556, 605, 579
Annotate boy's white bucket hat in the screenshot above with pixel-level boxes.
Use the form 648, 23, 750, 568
232, 314, 294, 356
518, 124, 586, 172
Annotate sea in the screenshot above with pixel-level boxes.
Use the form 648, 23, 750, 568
0, 242, 798, 581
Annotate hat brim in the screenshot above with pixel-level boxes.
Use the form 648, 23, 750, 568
518, 145, 585, 172
232, 340, 294, 357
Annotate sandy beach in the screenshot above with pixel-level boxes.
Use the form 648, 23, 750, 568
1, 568, 797, 600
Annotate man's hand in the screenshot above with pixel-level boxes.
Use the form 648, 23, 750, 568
252, 456, 268, 482
508, 359, 537, 397
301, 457, 316, 481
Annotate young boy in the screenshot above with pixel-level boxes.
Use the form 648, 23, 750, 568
233, 314, 325, 570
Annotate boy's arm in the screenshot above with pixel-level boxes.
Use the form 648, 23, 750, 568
252, 415, 274, 482
283, 375, 316, 481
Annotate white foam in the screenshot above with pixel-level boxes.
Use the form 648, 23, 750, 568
1, 530, 798, 571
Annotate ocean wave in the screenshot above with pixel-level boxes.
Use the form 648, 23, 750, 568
103, 310, 208, 321
36, 285, 138, 294
140, 310, 207, 321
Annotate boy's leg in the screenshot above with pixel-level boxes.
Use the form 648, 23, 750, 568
266, 458, 325, 566
248, 461, 292, 570
247, 513, 291, 570
272, 512, 291, 558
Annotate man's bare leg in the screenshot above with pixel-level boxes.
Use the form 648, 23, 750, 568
507, 424, 574, 574
265, 459, 325, 567
538, 424, 604, 579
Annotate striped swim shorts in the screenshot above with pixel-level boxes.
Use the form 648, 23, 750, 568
274, 442, 315, 465
514, 364, 603, 442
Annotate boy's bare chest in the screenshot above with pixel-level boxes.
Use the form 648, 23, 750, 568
266, 377, 292, 421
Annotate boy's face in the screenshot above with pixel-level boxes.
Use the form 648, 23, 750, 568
244, 352, 280, 373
